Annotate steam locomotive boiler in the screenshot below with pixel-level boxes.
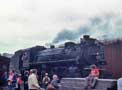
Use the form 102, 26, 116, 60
10, 35, 106, 78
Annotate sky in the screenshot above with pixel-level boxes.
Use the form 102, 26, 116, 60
0, 0, 122, 53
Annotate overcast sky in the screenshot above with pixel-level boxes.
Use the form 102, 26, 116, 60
0, 0, 122, 53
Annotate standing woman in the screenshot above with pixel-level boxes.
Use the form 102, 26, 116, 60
7, 70, 17, 90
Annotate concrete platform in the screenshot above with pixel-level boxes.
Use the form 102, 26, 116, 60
59, 78, 117, 90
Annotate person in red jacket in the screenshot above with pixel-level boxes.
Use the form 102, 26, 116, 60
85, 65, 100, 90
90, 64, 100, 78
16, 74, 22, 90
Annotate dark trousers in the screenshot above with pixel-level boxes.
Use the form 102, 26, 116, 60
15, 84, 21, 90
24, 84, 28, 90
8, 85, 15, 90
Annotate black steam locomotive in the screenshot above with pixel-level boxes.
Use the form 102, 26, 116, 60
10, 35, 106, 78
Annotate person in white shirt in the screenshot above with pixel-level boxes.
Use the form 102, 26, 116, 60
28, 69, 40, 90
117, 77, 122, 90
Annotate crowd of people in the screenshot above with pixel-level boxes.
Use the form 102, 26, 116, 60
0, 64, 100, 90
1, 70, 22, 90
1, 64, 121, 90
0, 69, 60, 90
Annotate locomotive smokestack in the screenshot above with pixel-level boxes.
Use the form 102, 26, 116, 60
50, 45, 55, 49
83, 35, 90, 40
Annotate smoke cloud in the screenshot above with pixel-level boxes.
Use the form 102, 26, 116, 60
53, 14, 122, 43
53, 27, 89, 43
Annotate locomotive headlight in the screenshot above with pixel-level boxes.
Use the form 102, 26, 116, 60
96, 52, 99, 55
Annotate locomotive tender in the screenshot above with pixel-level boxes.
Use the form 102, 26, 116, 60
10, 35, 106, 77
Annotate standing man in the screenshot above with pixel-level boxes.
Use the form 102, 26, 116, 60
23, 71, 29, 90
28, 69, 40, 90
42, 73, 50, 89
